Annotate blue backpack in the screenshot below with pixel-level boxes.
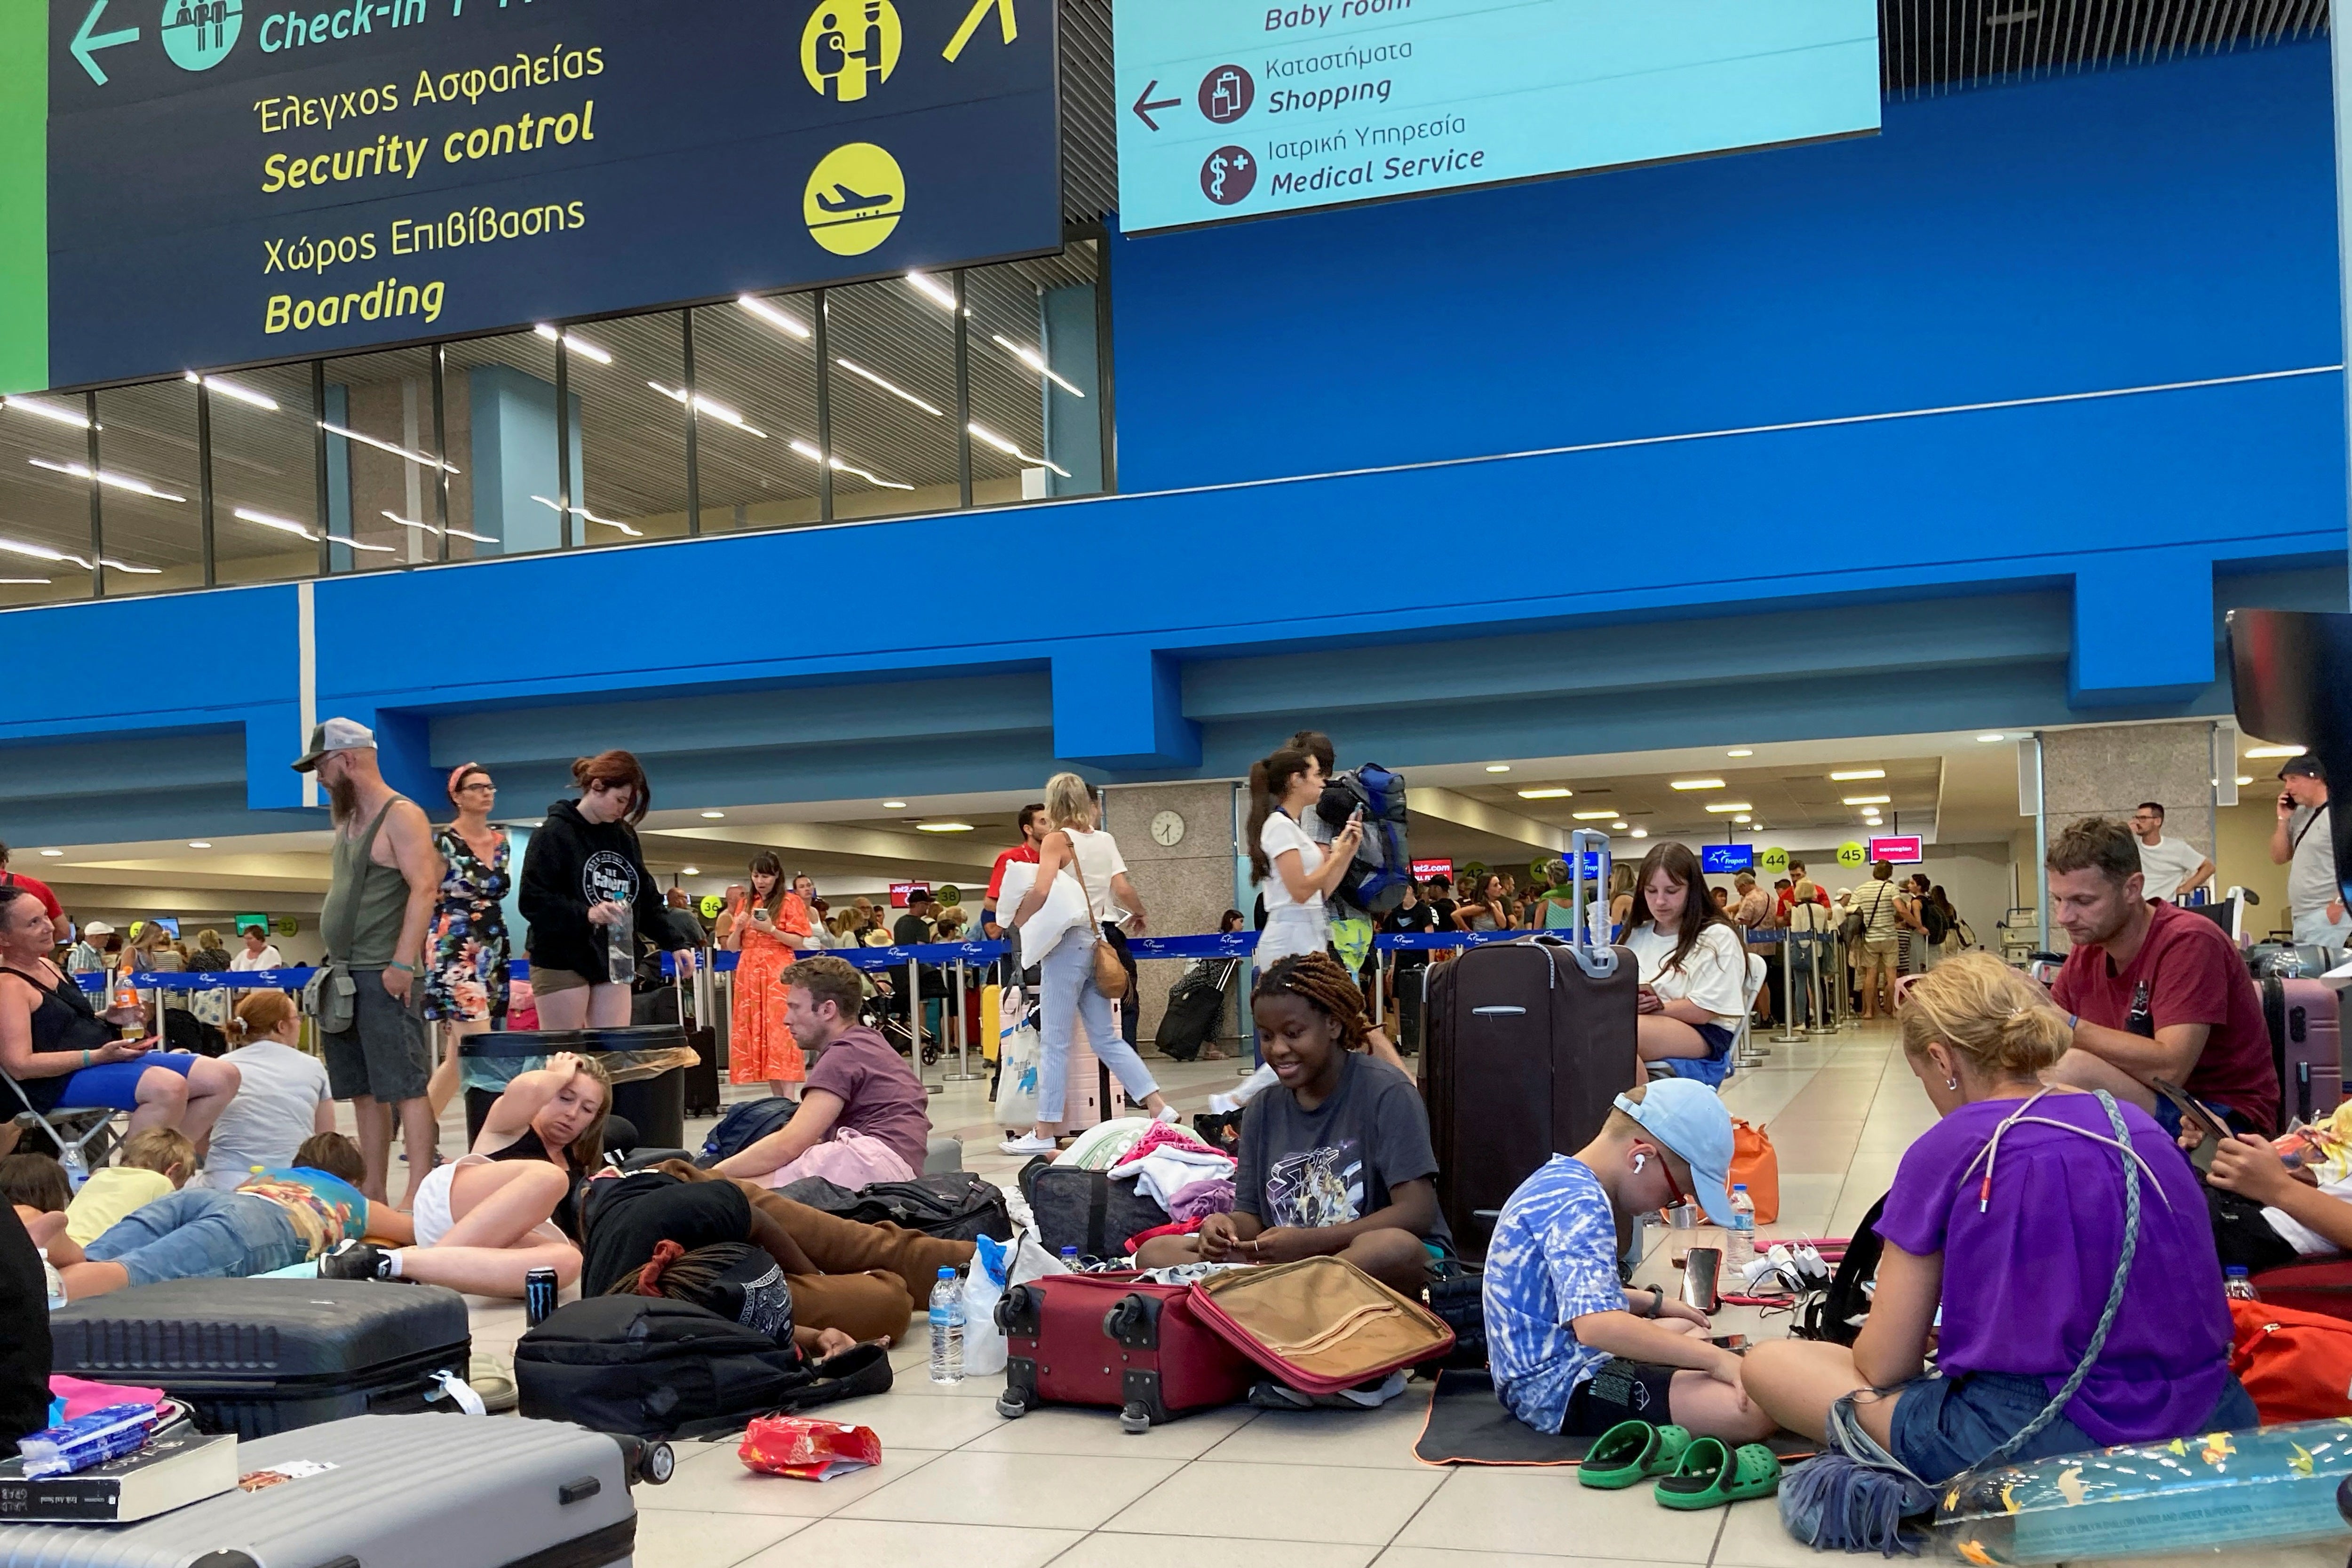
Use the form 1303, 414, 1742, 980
1317, 763, 1412, 916
698, 1095, 798, 1165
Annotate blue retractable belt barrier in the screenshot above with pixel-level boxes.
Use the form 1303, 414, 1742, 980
75, 967, 319, 995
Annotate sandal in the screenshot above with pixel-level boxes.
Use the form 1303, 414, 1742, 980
1653, 1437, 1782, 1509
1576, 1420, 1692, 1489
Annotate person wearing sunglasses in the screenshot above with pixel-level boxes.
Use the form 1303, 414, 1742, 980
1482, 1080, 1777, 1448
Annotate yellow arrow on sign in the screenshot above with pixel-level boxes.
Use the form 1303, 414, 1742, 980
944, 0, 1016, 61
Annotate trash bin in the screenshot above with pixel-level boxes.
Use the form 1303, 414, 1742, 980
459, 1025, 691, 1152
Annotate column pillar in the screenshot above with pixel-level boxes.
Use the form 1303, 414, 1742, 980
1104, 781, 1240, 1055
2039, 720, 2217, 881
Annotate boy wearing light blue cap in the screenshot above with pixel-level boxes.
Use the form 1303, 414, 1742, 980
1483, 1079, 1777, 1445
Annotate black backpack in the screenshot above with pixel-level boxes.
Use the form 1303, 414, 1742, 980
699, 1096, 799, 1165
773, 1172, 1013, 1244
515, 1295, 892, 1439
1796, 1193, 1886, 1347
1018, 1156, 1170, 1260
1918, 899, 1951, 946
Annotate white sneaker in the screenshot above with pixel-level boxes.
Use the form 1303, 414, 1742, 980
1153, 1106, 1180, 1124
999, 1133, 1058, 1155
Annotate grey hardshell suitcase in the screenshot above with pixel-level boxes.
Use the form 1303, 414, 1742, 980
48, 1279, 471, 1440
0, 1412, 636, 1568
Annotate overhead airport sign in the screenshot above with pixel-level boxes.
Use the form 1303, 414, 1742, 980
1115, 0, 1880, 235
36, 0, 1058, 388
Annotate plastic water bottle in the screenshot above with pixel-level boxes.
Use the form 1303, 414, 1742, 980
2225, 1266, 2259, 1302
928, 1267, 964, 1385
607, 904, 636, 986
1059, 1246, 1080, 1271
1727, 1185, 1756, 1273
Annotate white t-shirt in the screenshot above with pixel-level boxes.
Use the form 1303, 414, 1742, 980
1062, 828, 1132, 927
1258, 811, 1324, 916
2288, 805, 2337, 919
202, 1040, 330, 1188
229, 945, 284, 971
2135, 835, 2206, 903
1623, 921, 1749, 1028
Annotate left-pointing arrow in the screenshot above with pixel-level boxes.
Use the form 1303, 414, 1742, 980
71, 0, 140, 86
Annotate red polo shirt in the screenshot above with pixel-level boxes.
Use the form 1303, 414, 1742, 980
984, 844, 1038, 903
2052, 901, 2277, 1132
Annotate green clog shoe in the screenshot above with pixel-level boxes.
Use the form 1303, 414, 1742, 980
1653, 1437, 1782, 1509
1576, 1420, 1693, 1489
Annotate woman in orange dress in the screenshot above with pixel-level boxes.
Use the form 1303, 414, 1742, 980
723, 852, 813, 1096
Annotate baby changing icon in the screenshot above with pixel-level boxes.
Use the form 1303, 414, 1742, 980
1199, 64, 1253, 124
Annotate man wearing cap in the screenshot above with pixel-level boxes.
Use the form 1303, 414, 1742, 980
2271, 757, 2344, 949
293, 718, 444, 1207
64, 921, 111, 976
1481, 1080, 1776, 1444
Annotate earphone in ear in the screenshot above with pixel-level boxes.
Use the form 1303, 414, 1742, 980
1632, 1154, 1648, 1175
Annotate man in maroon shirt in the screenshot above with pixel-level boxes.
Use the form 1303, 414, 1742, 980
980, 803, 1047, 940
2046, 817, 2276, 1133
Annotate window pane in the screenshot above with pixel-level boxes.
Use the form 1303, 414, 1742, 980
0, 396, 99, 605
206, 363, 323, 586
318, 346, 445, 571
691, 297, 823, 533
966, 241, 1104, 501
823, 276, 960, 519
562, 313, 691, 544
92, 380, 204, 591
439, 329, 563, 558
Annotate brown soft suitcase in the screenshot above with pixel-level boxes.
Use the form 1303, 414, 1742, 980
1424, 835, 1638, 1257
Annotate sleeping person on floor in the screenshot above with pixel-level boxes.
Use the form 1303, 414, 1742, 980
1134, 952, 1445, 1295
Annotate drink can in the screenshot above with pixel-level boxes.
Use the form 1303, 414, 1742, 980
524, 1266, 560, 1327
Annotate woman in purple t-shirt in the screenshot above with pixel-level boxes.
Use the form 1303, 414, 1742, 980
1744, 953, 2251, 1483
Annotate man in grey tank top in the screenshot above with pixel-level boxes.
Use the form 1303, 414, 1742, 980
294, 718, 444, 1208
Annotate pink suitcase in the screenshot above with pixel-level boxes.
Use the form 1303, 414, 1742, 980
2266, 975, 2342, 1128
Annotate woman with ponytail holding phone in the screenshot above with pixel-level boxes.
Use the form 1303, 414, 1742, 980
1248, 746, 1360, 967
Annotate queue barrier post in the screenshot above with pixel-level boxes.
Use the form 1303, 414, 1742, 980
941, 959, 983, 1082
1771, 933, 1804, 1043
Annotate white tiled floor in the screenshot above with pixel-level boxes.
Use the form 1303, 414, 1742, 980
440, 1024, 2350, 1568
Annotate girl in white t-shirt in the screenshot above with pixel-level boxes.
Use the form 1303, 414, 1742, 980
1621, 842, 1748, 1087
1248, 746, 1361, 966
204, 991, 334, 1188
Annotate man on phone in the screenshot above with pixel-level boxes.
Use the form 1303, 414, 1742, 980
2270, 757, 2343, 949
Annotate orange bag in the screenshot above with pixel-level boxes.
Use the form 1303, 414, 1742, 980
2229, 1297, 2352, 1423
738, 1415, 882, 1481
1730, 1120, 1780, 1224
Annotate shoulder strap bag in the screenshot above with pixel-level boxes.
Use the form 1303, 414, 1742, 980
1060, 836, 1130, 1001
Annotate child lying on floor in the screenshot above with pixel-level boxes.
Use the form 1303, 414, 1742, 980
64, 1128, 195, 1247
1134, 952, 1445, 1295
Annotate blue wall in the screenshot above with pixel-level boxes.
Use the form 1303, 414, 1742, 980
0, 44, 2341, 841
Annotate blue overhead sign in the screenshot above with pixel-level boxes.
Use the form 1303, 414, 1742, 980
45, 0, 1059, 386
1114, 0, 1880, 235
1701, 844, 1754, 875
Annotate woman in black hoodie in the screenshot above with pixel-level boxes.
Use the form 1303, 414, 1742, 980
520, 750, 691, 1029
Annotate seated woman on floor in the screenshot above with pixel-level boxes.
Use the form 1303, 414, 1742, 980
1742, 953, 2253, 1483
1135, 952, 1445, 1294
1620, 842, 1748, 1085
579, 1163, 974, 1346
314, 1050, 611, 1295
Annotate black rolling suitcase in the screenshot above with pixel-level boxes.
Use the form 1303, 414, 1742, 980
683, 1023, 723, 1118
1155, 958, 1239, 1062
1424, 835, 1637, 1258
49, 1279, 472, 1439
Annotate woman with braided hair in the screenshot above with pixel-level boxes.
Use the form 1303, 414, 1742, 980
609, 1237, 858, 1360
1135, 953, 1447, 1294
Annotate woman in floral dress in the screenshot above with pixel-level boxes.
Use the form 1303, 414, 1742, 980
425, 763, 511, 1121
723, 851, 815, 1096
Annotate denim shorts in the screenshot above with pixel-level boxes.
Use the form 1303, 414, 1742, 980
84, 1188, 308, 1286
1887, 1370, 2258, 1485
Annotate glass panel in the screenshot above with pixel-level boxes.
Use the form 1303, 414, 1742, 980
438, 329, 563, 558
91, 380, 205, 592
822, 275, 961, 519
318, 345, 445, 571
562, 313, 691, 544
691, 296, 823, 533
965, 241, 1105, 501
0, 394, 99, 606
205, 363, 323, 586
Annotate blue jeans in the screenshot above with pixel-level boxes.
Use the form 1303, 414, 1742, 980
1887, 1369, 2257, 1485
1036, 924, 1160, 1121
84, 1188, 307, 1286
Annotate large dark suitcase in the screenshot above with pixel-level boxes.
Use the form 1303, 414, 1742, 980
1425, 861, 1637, 1257
2251, 1258, 2352, 1320
1156, 959, 1239, 1062
0, 1412, 637, 1566
2266, 974, 2344, 1127
683, 1024, 722, 1118
994, 1272, 1256, 1430
1018, 1156, 1171, 1259
49, 1279, 471, 1439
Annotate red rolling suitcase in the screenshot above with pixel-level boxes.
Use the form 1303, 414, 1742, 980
2266, 975, 2343, 1128
2249, 1258, 2352, 1321
993, 1272, 1255, 1432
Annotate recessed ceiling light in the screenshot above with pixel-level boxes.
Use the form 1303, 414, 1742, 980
1484, 764, 1510, 773
882, 801, 907, 809
1629, 828, 1649, 838
2246, 744, 2307, 759
1703, 802, 1754, 813
1518, 788, 1572, 800
1976, 734, 2005, 743
1611, 821, 1629, 830
916, 822, 974, 833
1726, 748, 1754, 757
1829, 769, 1886, 781
1669, 779, 1725, 791
1734, 815, 1751, 824
1843, 795, 1892, 805
188, 841, 212, 850
700, 811, 725, 820
1571, 809, 1617, 820
680, 866, 700, 876
2236, 775, 2255, 786
38, 849, 61, 857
